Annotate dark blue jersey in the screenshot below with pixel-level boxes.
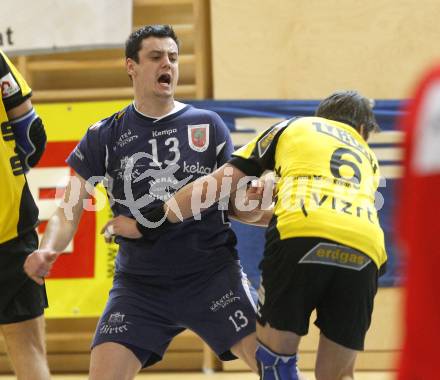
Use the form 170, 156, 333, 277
67, 103, 238, 276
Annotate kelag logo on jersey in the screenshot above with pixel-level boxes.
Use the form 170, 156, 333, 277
188, 124, 209, 152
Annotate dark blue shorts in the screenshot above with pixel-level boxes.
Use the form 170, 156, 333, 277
92, 261, 257, 367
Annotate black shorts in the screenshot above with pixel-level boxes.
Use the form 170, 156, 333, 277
257, 237, 378, 351
0, 230, 48, 324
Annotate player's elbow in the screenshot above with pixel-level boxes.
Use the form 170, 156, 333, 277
27, 117, 47, 167
27, 118, 47, 168
11, 108, 47, 171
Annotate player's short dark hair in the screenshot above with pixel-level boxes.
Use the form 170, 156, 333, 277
125, 25, 180, 62
315, 90, 379, 133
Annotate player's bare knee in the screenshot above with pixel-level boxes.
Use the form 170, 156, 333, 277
24, 322, 47, 354
27, 330, 46, 353
3, 322, 45, 354
231, 333, 258, 373
89, 343, 141, 380
339, 363, 355, 379
314, 363, 329, 380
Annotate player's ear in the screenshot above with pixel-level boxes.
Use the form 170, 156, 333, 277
126, 58, 136, 78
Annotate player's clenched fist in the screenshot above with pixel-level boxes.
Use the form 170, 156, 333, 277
101, 215, 142, 242
246, 178, 275, 208
24, 249, 59, 285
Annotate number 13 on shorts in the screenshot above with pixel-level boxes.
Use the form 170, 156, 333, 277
229, 310, 249, 332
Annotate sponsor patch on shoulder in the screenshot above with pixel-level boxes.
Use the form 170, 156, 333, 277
298, 242, 371, 270
257, 119, 289, 157
0, 72, 20, 98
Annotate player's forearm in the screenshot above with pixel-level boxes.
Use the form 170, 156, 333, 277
165, 164, 247, 223
252, 208, 274, 227
164, 175, 219, 222
230, 207, 273, 227
229, 203, 265, 223
39, 207, 80, 253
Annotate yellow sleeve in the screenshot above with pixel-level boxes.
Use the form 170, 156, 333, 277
0, 50, 32, 110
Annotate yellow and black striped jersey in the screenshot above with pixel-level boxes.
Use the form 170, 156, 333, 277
0, 50, 38, 245
230, 116, 387, 269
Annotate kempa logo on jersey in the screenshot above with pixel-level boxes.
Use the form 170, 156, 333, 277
210, 290, 241, 312
152, 128, 177, 138
99, 312, 131, 335
182, 161, 212, 175
0, 73, 20, 98
188, 124, 209, 152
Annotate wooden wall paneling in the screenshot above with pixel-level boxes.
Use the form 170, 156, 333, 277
8, 0, 212, 103
0, 318, 207, 373
193, 0, 213, 98
210, 0, 440, 99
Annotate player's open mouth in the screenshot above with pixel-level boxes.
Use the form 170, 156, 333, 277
158, 74, 171, 87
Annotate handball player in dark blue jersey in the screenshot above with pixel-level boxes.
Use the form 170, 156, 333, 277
23, 25, 261, 379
